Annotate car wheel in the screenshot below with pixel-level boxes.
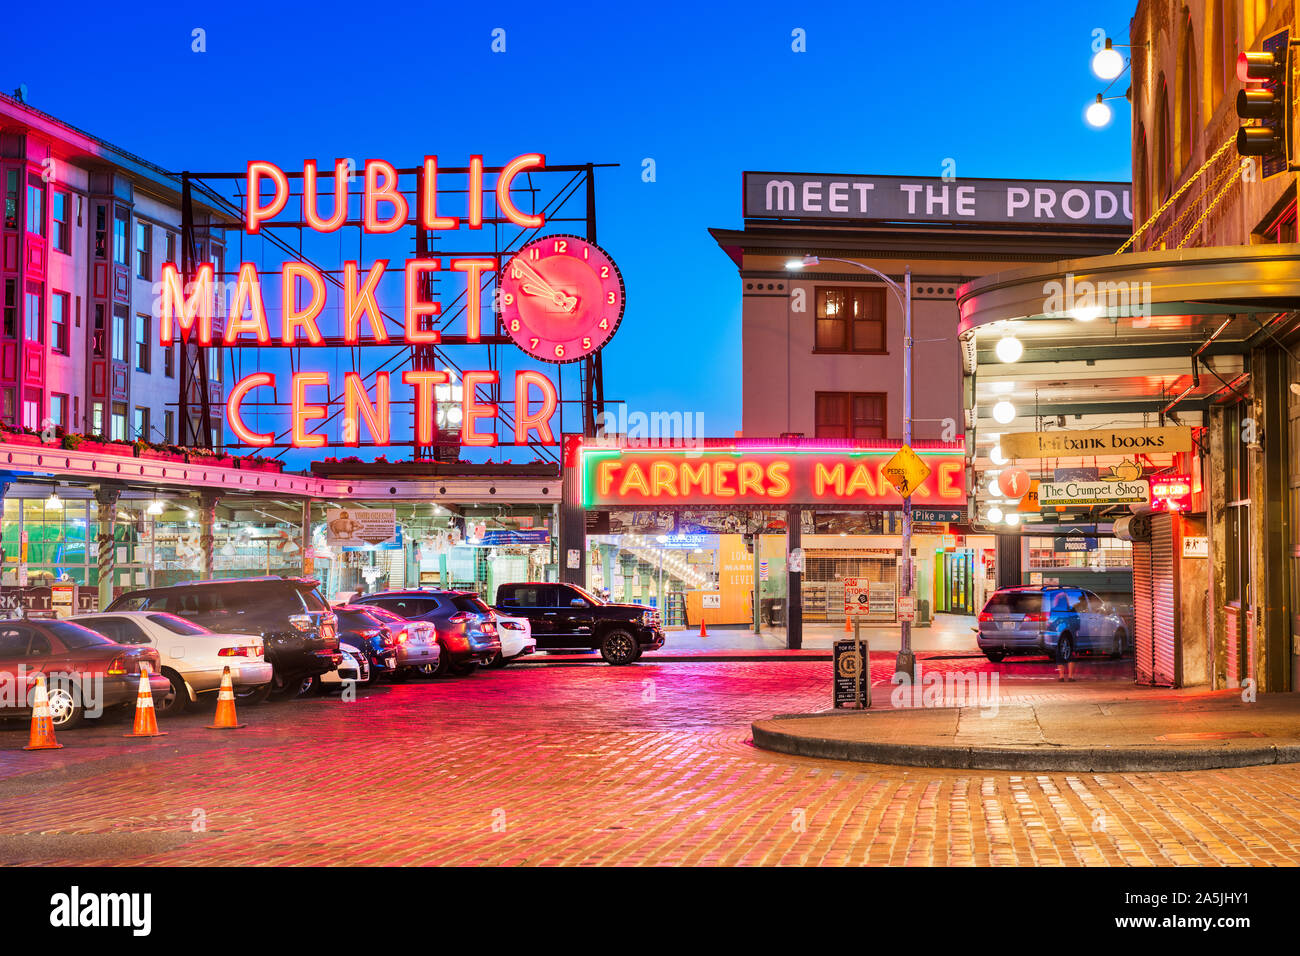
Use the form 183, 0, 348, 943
268, 671, 308, 700
40, 679, 84, 730
984, 651, 1006, 663
485, 652, 507, 668
432, 643, 454, 677
235, 682, 273, 705
1110, 630, 1127, 659
157, 669, 191, 715
1057, 634, 1075, 664
412, 663, 438, 678
599, 629, 638, 665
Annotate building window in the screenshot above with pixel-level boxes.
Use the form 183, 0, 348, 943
1175, 18, 1199, 175
92, 305, 106, 358
24, 173, 43, 236
164, 340, 175, 378
135, 221, 152, 279
3, 171, 17, 230
209, 347, 222, 383
110, 403, 127, 442
163, 410, 174, 444
50, 393, 67, 430
24, 284, 43, 344
133, 406, 150, 441
113, 208, 128, 265
135, 313, 151, 372
112, 307, 127, 362
0, 388, 14, 427
814, 287, 887, 353
22, 390, 40, 431
91, 401, 104, 436
50, 292, 69, 354
1155, 77, 1172, 203
165, 232, 176, 264
2, 279, 15, 338
51, 190, 70, 253
815, 392, 887, 440
94, 205, 107, 260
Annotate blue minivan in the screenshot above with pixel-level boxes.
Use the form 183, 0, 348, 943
976, 586, 1129, 663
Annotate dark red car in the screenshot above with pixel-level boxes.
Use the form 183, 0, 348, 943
0, 617, 169, 729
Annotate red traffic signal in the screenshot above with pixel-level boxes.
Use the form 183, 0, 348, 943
1235, 44, 1290, 165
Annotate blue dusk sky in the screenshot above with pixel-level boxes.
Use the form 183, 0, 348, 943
6, 0, 1135, 463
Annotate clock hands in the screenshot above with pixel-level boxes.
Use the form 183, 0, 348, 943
510, 258, 578, 312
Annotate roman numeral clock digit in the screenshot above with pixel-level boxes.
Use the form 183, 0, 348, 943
496, 234, 626, 365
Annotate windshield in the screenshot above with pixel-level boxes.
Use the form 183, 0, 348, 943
47, 621, 118, 649
147, 614, 210, 636
984, 591, 1044, 616
567, 585, 605, 606
299, 586, 328, 612
449, 594, 492, 614
358, 606, 403, 624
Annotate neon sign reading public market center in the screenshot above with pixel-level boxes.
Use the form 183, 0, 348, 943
155, 154, 575, 450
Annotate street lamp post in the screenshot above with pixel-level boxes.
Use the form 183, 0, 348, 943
786, 255, 916, 678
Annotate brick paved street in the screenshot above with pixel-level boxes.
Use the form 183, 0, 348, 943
2, 659, 1299, 866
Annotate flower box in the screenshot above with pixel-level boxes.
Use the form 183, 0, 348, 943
100, 442, 136, 457
137, 448, 187, 463
236, 458, 285, 473
3, 433, 49, 447
186, 452, 234, 468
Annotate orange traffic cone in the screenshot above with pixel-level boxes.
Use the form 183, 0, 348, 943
206, 666, 245, 730
23, 675, 63, 751
844, 614, 852, 633
699, 619, 708, 638
123, 664, 166, 738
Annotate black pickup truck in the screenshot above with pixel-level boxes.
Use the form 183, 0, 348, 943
494, 582, 664, 665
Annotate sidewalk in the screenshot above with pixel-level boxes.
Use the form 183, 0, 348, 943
753, 684, 1300, 772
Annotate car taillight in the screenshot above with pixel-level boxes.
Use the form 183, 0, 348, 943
482, 621, 496, 635
1023, 612, 1049, 623
218, 646, 255, 657
978, 612, 993, 623
289, 614, 313, 632
499, 621, 523, 631
395, 632, 408, 644
107, 655, 126, 675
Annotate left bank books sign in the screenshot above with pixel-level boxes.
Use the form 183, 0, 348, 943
1037, 480, 1150, 507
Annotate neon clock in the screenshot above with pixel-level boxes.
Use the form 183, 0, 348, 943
497, 234, 625, 364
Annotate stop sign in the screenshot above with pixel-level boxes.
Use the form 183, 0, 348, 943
1001, 467, 1032, 498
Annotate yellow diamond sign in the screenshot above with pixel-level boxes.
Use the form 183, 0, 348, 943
881, 445, 931, 498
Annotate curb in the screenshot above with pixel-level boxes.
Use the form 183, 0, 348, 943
750, 721, 1300, 772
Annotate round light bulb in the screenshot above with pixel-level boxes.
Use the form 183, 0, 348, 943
995, 335, 1023, 363
990, 445, 1008, 466
1004, 512, 1021, 527
992, 400, 1017, 425
1085, 98, 1113, 128
988, 476, 1004, 497
987, 507, 1004, 524
1092, 46, 1124, 81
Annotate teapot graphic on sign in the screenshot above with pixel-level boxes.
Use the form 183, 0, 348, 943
1098, 458, 1143, 482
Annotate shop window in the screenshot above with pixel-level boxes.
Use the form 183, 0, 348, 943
50, 291, 69, 354
25, 173, 43, 236
51, 190, 70, 253
815, 391, 887, 440
135, 313, 151, 371
135, 221, 152, 278
23, 283, 43, 344
91, 401, 104, 436
814, 286, 887, 353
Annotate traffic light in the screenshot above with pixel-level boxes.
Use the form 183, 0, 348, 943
1235, 42, 1290, 175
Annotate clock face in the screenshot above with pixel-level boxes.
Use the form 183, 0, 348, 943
497, 235, 625, 364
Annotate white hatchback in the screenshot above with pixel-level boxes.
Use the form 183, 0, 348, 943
72, 611, 274, 714
490, 613, 536, 668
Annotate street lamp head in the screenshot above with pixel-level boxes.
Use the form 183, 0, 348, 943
785, 255, 820, 269
1085, 94, 1113, 129
1092, 38, 1125, 81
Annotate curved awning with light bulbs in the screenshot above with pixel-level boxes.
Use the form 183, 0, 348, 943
955, 242, 1300, 528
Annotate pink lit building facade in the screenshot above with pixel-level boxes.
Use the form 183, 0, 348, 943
0, 91, 228, 446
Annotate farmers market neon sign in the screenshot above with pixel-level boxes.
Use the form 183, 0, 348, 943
157, 155, 560, 449
579, 446, 967, 508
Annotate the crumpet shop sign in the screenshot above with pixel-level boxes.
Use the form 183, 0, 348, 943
1000, 427, 1191, 461
1037, 480, 1151, 507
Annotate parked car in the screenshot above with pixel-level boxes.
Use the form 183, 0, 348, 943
349, 604, 441, 676
493, 582, 664, 665
71, 611, 273, 714
106, 577, 341, 698
332, 606, 401, 678
314, 641, 370, 693
976, 585, 1129, 663
489, 612, 536, 668
0, 617, 170, 729
362, 590, 501, 676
